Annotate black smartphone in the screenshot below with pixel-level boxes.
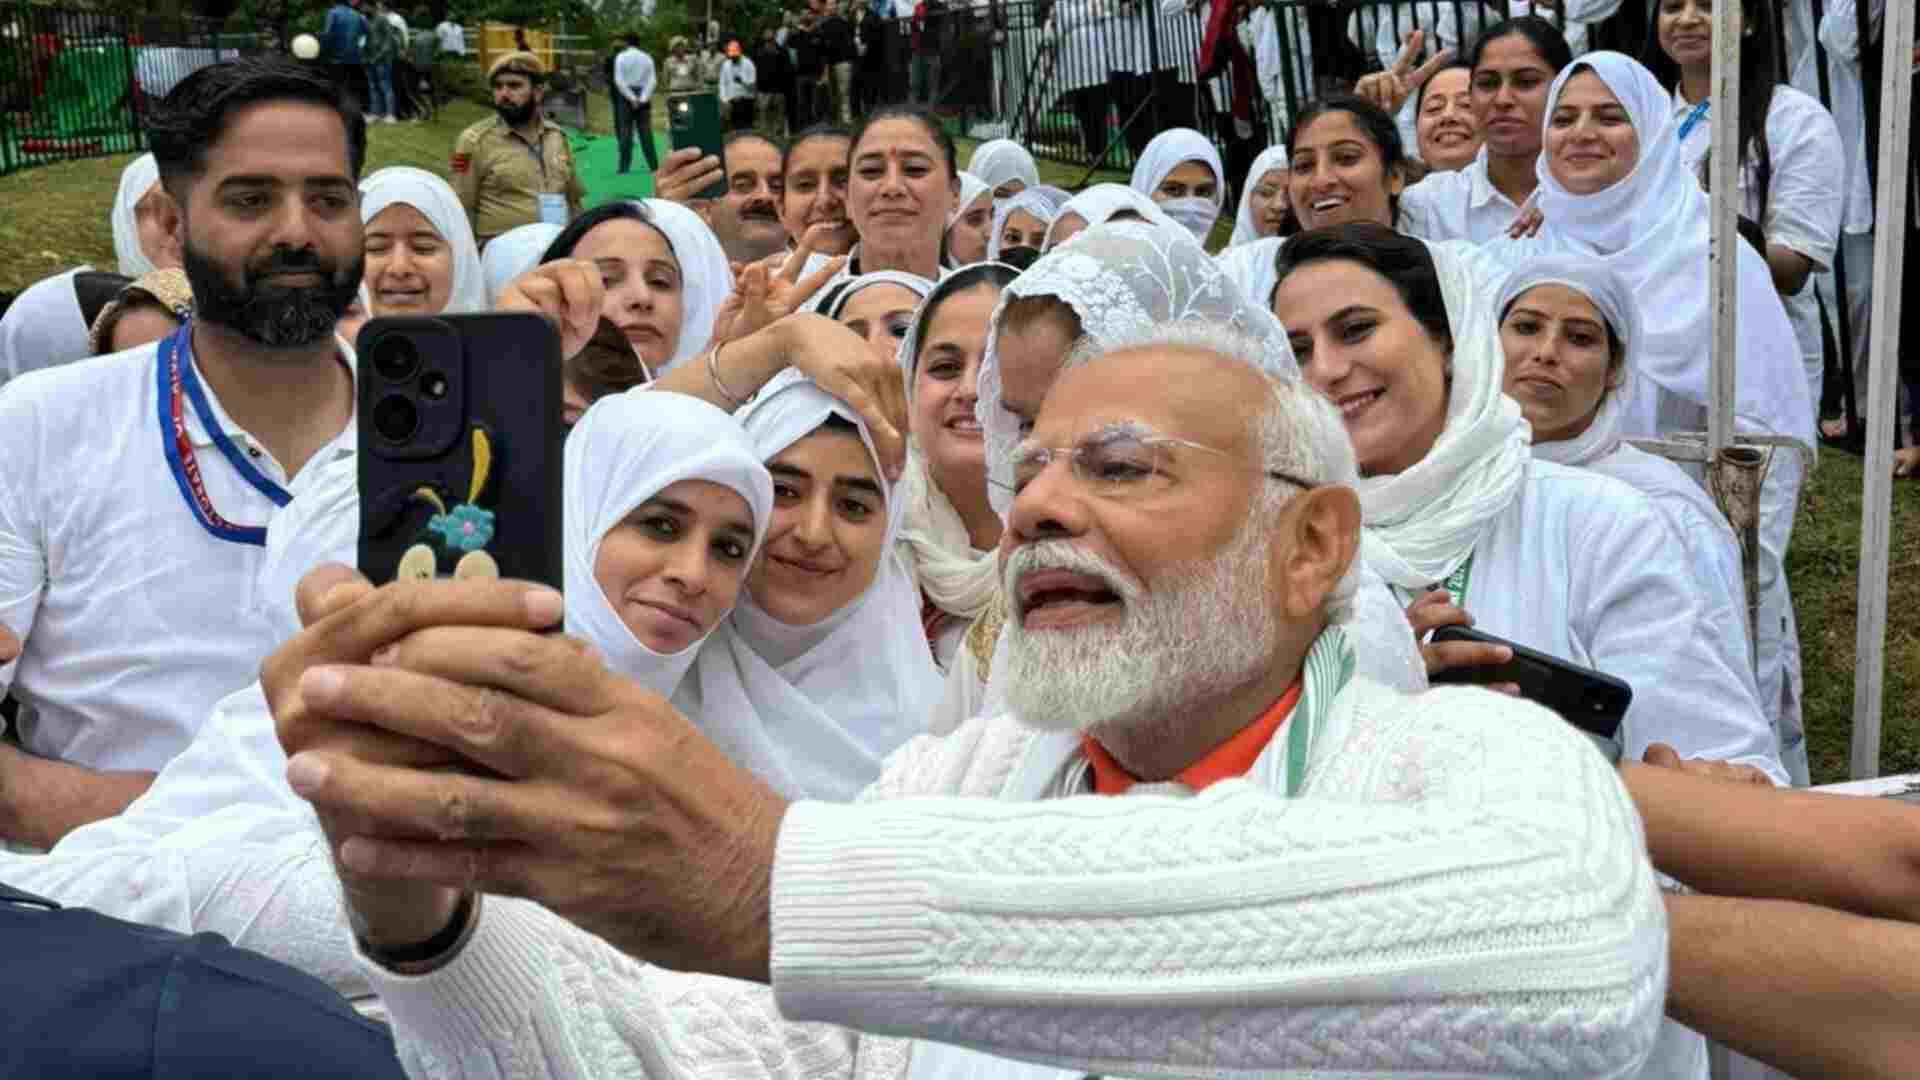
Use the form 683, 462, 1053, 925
1429, 625, 1631, 741
667, 91, 727, 200
356, 313, 564, 591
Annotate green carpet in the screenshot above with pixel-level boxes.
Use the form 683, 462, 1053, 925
569, 128, 673, 207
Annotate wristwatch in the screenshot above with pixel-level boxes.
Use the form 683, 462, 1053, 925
355, 892, 482, 975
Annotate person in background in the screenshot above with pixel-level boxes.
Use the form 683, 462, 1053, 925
450, 52, 585, 247
945, 171, 992, 264
612, 31, 660, 175
778, 124, 855, 257
909, 0, 946, 104
788, 4, 824, 129
704, 131, 791, 264
1413, 60, 1480, 171
0, 270, 132, 387
110, 154, 181, 277
86, 268, 193, 358
433, 12, 465, 56
855, 0, 887, 114
699, 38, 726, 90
665, 35, 700, 93
318, 0, 368, 111
967, 137, 1037, 198
987, 184, 1066, 261
362, 0, 402, 124
817, 0, 857, 123
358, 166, 488, 318
400, 15, 438, 120
1227, 144, 1292, 246
754, 27, 793, 138
1130, 128, 1227, 244
719, 39, 758, 131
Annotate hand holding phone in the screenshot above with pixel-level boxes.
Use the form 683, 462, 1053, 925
1428, 624, 1632, 741
667, 92, 727, 201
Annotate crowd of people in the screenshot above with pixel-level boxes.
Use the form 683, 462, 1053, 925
0, 0, 1917, 1072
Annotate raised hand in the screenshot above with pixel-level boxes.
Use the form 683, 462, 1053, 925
1405, 588, 1518, 694
1354, 29, 1456, 117
495, 259, 606, 361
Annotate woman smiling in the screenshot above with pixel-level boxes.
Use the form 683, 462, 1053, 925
359, 167, 487, 317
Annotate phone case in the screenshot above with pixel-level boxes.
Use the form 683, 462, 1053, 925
667, 91, 727, 200
1428, 625, 1631, 739
356, 313, 564, 591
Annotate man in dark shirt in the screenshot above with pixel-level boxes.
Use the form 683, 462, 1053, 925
753, 27, 793, 136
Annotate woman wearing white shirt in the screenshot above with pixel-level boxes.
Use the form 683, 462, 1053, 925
1271, 225, 1783, 802
1488, 52, 1815, 782
1129, 127, 1227, 243
1651, 0, 1846, 411
357, 166, 488, 319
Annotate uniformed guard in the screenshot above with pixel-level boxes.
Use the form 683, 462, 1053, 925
450, 51, 587, 247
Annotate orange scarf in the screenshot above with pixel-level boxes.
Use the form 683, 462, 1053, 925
1083, 680, 1303, 795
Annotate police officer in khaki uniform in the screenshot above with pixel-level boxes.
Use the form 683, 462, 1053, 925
450, 51, 587, 247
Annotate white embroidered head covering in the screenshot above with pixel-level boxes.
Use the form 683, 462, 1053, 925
633, 198, 736, 368
1495, 255, 1641, 468
677, 369, 943, 801
480, 222, 563, 305
978, 223, 1425, 699
821, 270, 937, 320
112, 154, 164, 278
948, 171, 991, 226
359, 166, 488, 315
893, 262, 1021, 622
986, 185, 1069, 259
0, 267, 93, 387
1129, 127, 1227, 207
1516, 52, 1813, 450
966, 138, 1040, 193
1042, 183, 1181, 249
1229, 144, 1291, 247
565, 388, 774, 694
1346, 237, 1530, 590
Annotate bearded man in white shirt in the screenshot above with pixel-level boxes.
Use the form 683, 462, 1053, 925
274, 321, 1667, 1078
0, 56, 360, 850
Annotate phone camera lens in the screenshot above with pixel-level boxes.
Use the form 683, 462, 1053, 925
372, 394, 420, 444
421, 372, 449, 400
371, 337, 421, 383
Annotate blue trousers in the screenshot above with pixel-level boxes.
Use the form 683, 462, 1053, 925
365, 61, 395, 117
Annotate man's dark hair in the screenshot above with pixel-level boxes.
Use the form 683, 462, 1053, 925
146, 56, 366, 202
1273, 224, 1453, 351
622, 31, 641, 46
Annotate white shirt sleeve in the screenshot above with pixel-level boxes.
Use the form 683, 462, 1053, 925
1761, 89, 1846, 272
0, 388, 48, 699
639, 52, 658, 103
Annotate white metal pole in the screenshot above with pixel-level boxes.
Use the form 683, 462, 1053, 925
1703, 0, 1742, 457
1850, 0, 1915, 780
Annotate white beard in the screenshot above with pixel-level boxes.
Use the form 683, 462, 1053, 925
1001, 514, 1279, 739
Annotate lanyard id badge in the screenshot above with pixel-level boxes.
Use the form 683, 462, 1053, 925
155, 322, 294, 546
537, 192, 567, 224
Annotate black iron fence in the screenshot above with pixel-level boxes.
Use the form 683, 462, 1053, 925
0, 5, 256, 176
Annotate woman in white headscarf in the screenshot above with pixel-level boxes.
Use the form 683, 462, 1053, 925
987, 185, 1069, 260
966, 138, 1040, 198
0, 268, 122, 386
480, 222, 563, 306
1489, 52, 1814, 781
111, 154, 178, 278
1042, 183, 1181, 251
954, 222, 1425, 733
358, 166, 488, 317
1128, 128, 1228, 243
1228, 144, 1291, 247
945, 171, 994, 266
676, 368, 943, 800
1270, 226, 1783, 826
819, 270, 936, 355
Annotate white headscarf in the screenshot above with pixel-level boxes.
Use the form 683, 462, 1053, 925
894, 263, 1020, 622
1229, 144, 1291, 247
986, 185, 1069, 259
359, 166, 488, 315
565, 389, 774, 695
948, 171, 991, 227
633, 198, 735, 368
112, 154, 163, 278
0, 267, 93, 387
676, 369, 943, 801
1214, 234, 1284, 311
1129, 128, 1227, 241
1353, 238, 1530, 591
966, 139, 1040, 194
479, 222, 563, 305
979, 222, 1426, 696
1042, 183, 1181, 249
1495, 255, 1641, 468
1510, 52, 1814, 451
821, 270, 936, 320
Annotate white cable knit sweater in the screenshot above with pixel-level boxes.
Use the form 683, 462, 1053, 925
362, 675, 1667, 1079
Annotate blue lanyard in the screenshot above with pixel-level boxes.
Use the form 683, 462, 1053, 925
155, 322, 294, 547
1677, 98, 1710, 142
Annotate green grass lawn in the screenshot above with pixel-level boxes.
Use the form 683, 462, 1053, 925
2, 104, 1913, 780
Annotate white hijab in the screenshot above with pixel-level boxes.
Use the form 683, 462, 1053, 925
359, 166, 489, 315
986, 185, 1069, 259
633, 198, 735, 368
821, 270, 937, 320
1495, 255, 1641, 468
479, 222, 563, 305
894, 264, 1020, 622
1130, 128, 1227, 205
1229, 144, 1291, 247
112, 154, 163, 278
677, 370, 943, 801
0, 267, 93, 387
978, 222, 1427, 699
966, 139, 1040, 193
1507, 52, 1814, 451
565, 389, 774, 694
1214, 234, 1284, 311
947, 171, 991, 227
1042, 183, 1181, 249
1353, 238, 1530, 591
